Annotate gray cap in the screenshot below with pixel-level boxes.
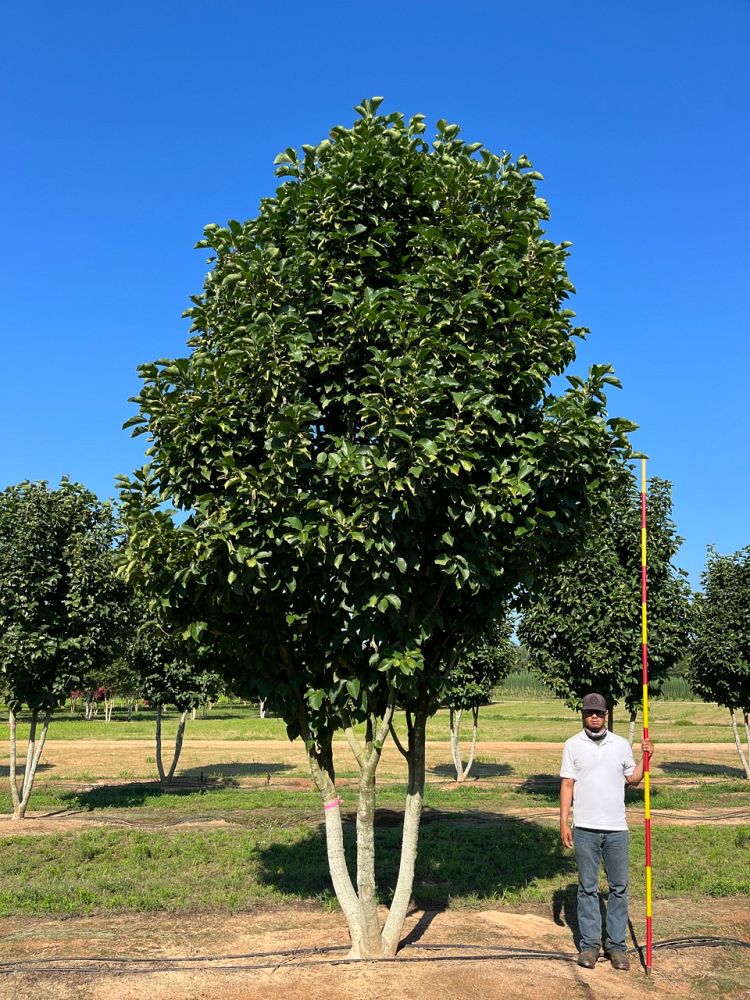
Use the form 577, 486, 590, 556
582, 693, 608, 712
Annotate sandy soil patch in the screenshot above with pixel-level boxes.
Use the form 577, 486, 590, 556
0, 901, 748, 1000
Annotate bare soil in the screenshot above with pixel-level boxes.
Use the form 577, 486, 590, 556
1, 900, 748, 1000
2, 736, 747, 783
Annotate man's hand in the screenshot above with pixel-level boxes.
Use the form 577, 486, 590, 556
626, 739, 655, 786
560, 822, 574, 849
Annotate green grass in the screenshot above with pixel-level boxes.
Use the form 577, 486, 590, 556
2, 771, 749, 826
0, 815, 746, 918
0, 691, 747, 924
0, 699, 738, 744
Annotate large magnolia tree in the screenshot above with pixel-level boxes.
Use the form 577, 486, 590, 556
0, 480, 126, 818
518, 474, 692, 733
691, 546, 750, 777
119, 99, 633, 957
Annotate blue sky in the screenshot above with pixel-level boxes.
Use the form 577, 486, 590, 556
2, 1, 748, 588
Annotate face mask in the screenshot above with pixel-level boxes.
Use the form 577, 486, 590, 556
584, 723, 607, 741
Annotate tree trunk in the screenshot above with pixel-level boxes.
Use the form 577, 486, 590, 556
166, 711, 188, 783
306, 696, 396, 959
449, 707, 463, 780
155, 705, 188, 784
307, 744, 373, 957
155, 703, 166, 782
730, 709, 750, 779
259, 699, 266, 719
381, 704, 427, 957
450, 706, 480, 781
608, 705, 615, 733
744, 712, 750, 763
461, 706, 480, 781
8, 707, 52, 820
351, 729, 387, 957
8, 708, 21, 819
628, 710, 636, 747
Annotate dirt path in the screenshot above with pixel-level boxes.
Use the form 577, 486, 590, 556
3, 737, 746, 782
1, 901, 748, 1000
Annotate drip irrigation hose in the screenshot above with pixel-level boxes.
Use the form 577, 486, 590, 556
0, 936, 747, 976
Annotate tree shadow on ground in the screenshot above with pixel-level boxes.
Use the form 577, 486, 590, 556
59, 763, 294, 810
517, 774, 561, 803
660, 761, 746, 779
255, 810, 577, 918
517, 774, 669, 807
0, 763, 52, 779
180, 762, 294, 781
430, 761, 513, 779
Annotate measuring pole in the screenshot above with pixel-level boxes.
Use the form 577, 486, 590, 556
640, 458, 653, 972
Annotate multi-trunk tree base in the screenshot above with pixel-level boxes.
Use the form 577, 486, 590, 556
155, 704, 189, 784
730, 708, 750, 779
8, 708, 52, 820
306, 701, 427, 959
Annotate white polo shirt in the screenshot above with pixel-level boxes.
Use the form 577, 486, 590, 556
560, 729, 636, 831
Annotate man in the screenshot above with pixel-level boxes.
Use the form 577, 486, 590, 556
559, 692, 654, 971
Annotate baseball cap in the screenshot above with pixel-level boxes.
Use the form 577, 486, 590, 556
581, 693, 608, 712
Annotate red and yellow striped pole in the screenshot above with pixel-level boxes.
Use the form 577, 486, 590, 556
640, 458, 653, 972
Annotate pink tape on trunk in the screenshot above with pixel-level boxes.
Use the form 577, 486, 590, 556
323, 797, 342, 811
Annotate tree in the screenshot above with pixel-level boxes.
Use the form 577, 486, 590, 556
124, 599, 223, 783
0, 480, 126, 819
445, 615, 516, 780
518, 473, 692, 734
690, 547, 750, 778
119, 99, 634, 957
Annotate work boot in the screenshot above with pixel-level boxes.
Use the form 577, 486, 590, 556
610, 951, 630, 971
577, 950, 598, 969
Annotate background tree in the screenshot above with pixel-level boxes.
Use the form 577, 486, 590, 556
518, 473, 692, 735
124, 598, 223, 783
0, 479, 126, 819
119, 99, 633, 957
690, 546, 750, 778
444, 614, 516, 780
80, 657, 142, 722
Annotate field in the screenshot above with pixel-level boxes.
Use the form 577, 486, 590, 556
0, 699, 748, 999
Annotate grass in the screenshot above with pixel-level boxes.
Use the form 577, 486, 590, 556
0, 698, 739, 744
3, 768, 750, 819
0, 695, 747, 928
0, 813, 747, 918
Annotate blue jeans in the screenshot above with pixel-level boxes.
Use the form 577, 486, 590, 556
573, 827, 629, 954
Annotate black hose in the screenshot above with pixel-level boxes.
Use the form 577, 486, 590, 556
0, 936, 747, 976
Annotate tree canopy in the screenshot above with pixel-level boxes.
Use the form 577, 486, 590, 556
691, 546, 750, 776
518, 473, 692, 721
119, 99, 634, 956
0, 479, 125, 713
0, 479, 126, 817
445, 614, 516, 712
